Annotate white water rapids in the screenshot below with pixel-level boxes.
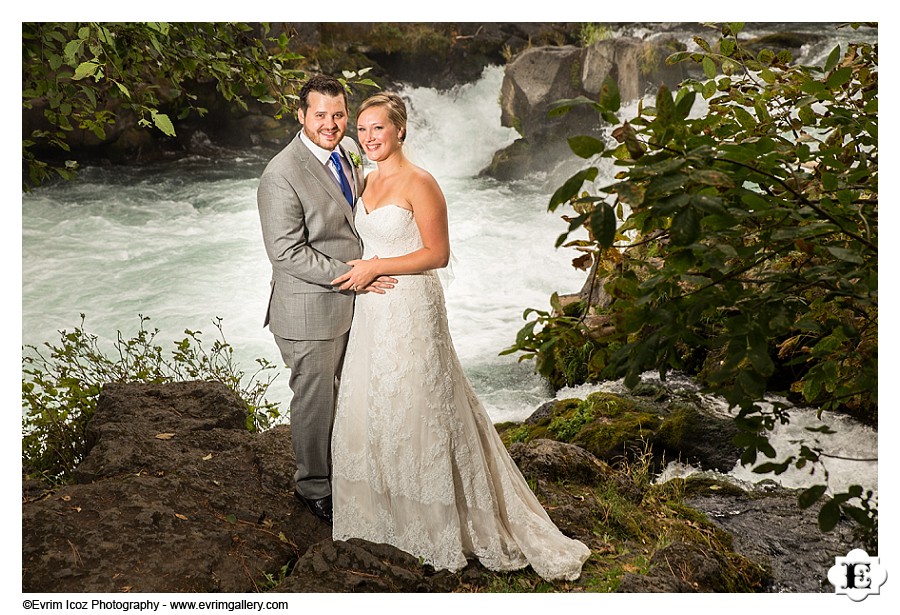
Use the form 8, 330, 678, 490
20, 43, 878, 500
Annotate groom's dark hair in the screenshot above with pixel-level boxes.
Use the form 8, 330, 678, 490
298, 74, 348, 114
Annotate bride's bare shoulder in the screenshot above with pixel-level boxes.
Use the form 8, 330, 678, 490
407, 164, 441, 191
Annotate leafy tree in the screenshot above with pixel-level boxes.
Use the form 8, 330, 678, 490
506, 23, 877, 549
22, 22, 374, 190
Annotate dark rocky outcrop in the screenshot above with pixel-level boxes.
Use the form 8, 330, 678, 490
24, 381, 610, 593
22, 382, 330, 593
23, 380, 859, 593
685, 480, 858, 593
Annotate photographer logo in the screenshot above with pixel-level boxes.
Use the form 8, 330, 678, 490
827, 548, 887, 601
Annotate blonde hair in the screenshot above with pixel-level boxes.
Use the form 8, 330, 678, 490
357, 92, 408, 143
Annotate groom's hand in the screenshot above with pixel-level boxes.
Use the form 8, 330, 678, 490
361, 275, 397, 294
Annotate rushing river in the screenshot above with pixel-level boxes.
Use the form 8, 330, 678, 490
20, 27, 878, 499
21, 66, 587, 425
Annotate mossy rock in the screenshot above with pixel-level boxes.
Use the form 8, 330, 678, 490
500, 392, 665, 464
681, 474, 751, 499
652, 403, 743, 472
571, 411, 662, 463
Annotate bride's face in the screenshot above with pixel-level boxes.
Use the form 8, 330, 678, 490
357, 106, 403, 163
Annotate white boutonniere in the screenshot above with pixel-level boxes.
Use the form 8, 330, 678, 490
348, 151, 363, 168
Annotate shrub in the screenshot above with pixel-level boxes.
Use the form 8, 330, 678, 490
22, 314, 280, 485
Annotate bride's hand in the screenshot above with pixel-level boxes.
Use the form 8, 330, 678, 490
331, 258, 384, 292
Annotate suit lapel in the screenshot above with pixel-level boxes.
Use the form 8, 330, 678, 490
291, 137, 358, 231
343, 144, 364, 200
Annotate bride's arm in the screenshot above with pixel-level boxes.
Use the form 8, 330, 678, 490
332, 170, 450, 291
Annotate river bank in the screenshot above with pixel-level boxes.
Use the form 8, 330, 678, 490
22, 380, 858, 593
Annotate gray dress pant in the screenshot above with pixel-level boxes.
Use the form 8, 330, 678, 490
274, 331, 350, 500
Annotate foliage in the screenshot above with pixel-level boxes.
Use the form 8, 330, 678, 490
23, 23, 368, 191
363, 23, 454, 55
579, 23, 614, 47
22, 314, 281, 485
507, 23, 877, 542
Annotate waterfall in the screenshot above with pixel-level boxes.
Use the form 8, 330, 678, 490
20, 41, 876, 497
20, 66, 588, 424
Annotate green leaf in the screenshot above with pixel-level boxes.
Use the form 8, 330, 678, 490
548, 96, 601, 117
72, 61, 100, 81
606, 180, 644, 206
656, 85, 675, 127
674, 89, 696, 120
670, 206, 700, 246
48, 53, 63, 71
734, 107, 756, 130
690, 169, 735, 189
151, 110, 176, 137
826, 246, 864, 264
549, 168, 598, 210
703, 56, 717, 79
818, 499, 841, 532
826, 66, 853, 89
113, 80, 131, 99
753, 459, 792, 475
798, 484, 828, 509
590, 202, 617, 248
720, 38, 736, 57
567, 136, 605, 159
747, 335, 775, 376
646, 172, 687, 198
63, 39, 84, 65
666, 51, 692, 65
824, 44, 842, 72
598, 75, 621, 113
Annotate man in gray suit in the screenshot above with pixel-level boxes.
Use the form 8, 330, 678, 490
257, 74, 391, 523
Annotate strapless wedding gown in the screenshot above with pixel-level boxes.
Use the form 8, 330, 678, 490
331, 202, 590, 581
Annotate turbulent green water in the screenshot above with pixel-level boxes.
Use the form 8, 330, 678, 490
21, 67, 587, 423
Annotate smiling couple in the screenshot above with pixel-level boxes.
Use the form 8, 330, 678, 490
256, 74, 590, 581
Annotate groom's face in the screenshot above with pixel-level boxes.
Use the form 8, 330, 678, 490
300, 91, 348, 152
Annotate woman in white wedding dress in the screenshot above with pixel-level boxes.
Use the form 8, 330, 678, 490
329, 92, 590, 581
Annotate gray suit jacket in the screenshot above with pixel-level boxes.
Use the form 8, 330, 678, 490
257, 133, 365, 341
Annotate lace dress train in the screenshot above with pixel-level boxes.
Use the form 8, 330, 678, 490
331, 203, 590, 581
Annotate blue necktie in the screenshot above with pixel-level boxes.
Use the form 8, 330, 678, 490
329, 151, 354, 207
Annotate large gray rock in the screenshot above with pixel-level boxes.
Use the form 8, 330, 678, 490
488, 37, 687, 184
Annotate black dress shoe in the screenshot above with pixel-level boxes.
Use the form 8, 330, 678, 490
294, 491, 333, 524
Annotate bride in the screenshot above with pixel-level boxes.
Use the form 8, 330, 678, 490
329, 92, 590, 581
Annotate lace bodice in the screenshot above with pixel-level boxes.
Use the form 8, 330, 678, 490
356, 202, 423, 260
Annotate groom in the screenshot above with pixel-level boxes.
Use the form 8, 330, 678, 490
257, 74, 389, 524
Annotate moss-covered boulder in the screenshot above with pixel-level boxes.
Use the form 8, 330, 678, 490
500, 392, 663, 465
500, 388, 744, 475
653, 403, 743, 473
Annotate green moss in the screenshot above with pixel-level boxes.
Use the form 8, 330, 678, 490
570, 59, 582, 91
548, 399, 594, 441
654, 403, 697, 449
505, 424, 531, 445
639, 42, 660, 76
573, 411, 661, 462
681, 474, 751, 499
579, 23, 613, 47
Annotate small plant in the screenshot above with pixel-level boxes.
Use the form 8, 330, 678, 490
22, 314, 281, 485
548, 398, 595, 441
259, 560, 294, 591
579, 23, 612, 47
